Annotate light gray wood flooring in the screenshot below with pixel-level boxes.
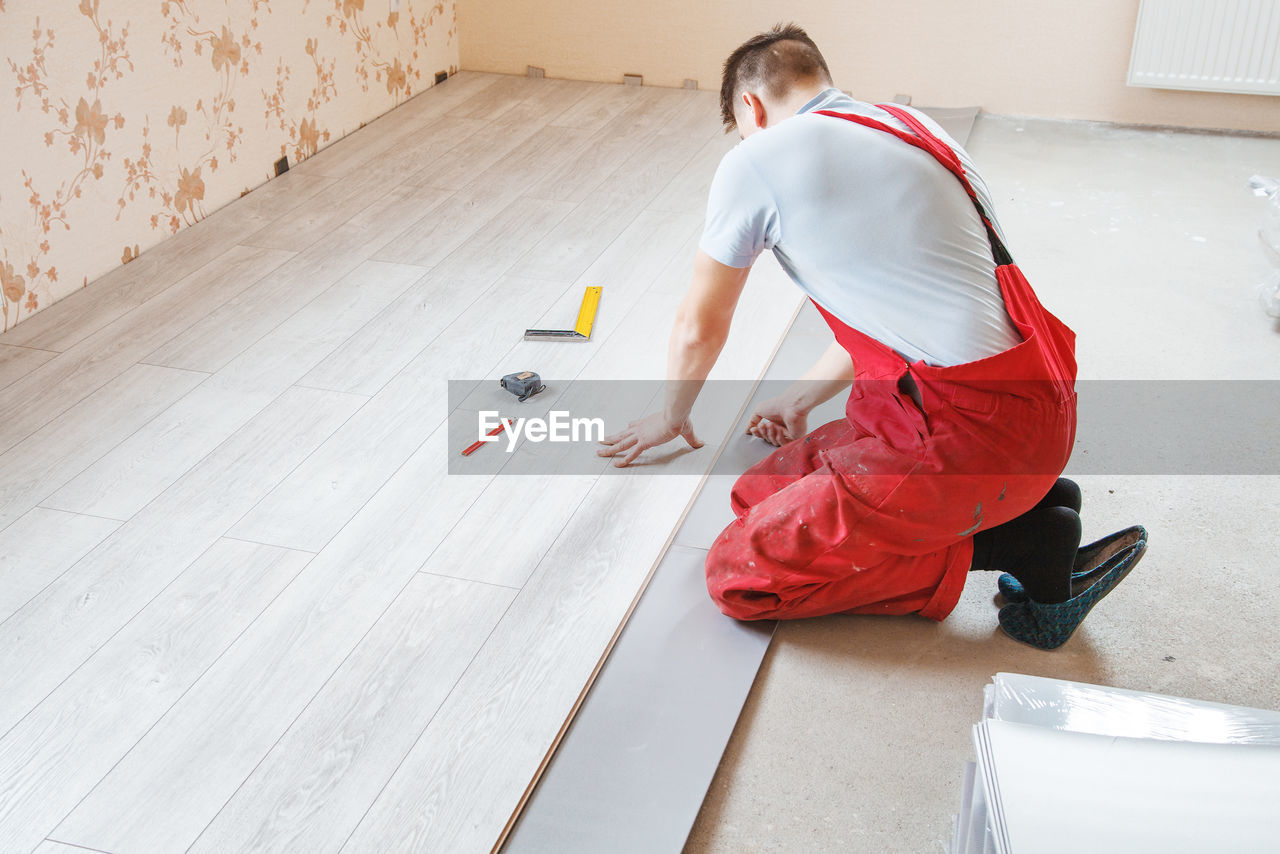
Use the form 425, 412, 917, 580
0, 72, 801, 853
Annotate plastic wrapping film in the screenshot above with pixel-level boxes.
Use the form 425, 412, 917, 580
984, 672, 1280, 745
1249, 174, 1280, 317
946, 759, 996, 854
947, 676, 1280, 854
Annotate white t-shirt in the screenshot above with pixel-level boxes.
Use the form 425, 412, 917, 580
699, 88, 1021, 366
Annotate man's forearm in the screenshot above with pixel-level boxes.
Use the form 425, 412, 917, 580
786, 339, 856, 412
663, 320, 727, 428
660, 251, 750, 430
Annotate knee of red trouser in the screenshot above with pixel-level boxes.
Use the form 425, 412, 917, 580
729, 418, 857, 516
704, 529, 781, 621
729, 473, 775, 517
729, 447, 800, 515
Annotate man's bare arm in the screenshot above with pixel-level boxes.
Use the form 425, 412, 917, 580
664, 250, 752, 426
598, 250, 750, 466
746, 339, 855, 446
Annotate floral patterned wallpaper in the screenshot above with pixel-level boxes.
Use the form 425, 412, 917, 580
0, 0, 457, 332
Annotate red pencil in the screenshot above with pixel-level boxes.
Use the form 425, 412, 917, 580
461, 421, 508, 456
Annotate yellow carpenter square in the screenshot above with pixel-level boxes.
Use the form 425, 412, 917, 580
573, 286, 602, 338
523, 286, 603, 341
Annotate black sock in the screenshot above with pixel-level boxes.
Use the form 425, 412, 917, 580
970, 506, 1082, 603
1035, 477, 1082, 514
969, 477, 1081, 572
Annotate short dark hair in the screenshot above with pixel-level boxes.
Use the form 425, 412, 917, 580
720, 23, 833, 132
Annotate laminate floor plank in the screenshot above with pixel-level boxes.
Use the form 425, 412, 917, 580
0, 245, 295, 456
231, 273, 572, 553
547, 80, 656, 131
370, 115, 489, 188
642, 223, 703, 297
517, 126, 643, 207
0, 344, 57, 391
655, 88, 726, 141
417, 101, 557, 193
574, 208, 706, 300
432, 381, 665, 590
446, 74, 594, 122
295, 271, 476, 396
53, 423, 494, 854
516, 129, 714, 282
290, 72, 503, 180
703, 260, 806, 382
624, 87, 716, 136
0, 386, 365, 736
420, 472, 598, 590
0, 172, 332, 352
567, 255, 798, 386
425, 81, 599, 192
33, 841, 105, 854
0, 508, 119, 624
187, 573, 515, 854
300, 193, 577, 396
242, 120, 484, 252
0, 539, 310, 854
648, 132, 737, 214
487, 209, 704, 388
45, 262, 424, 521
429, 195, 579, 290
375, 124, 595, 267
0, 363, 206, 530
143, 186, 447, 373
574, 292, 683, 382
523, 87, 702, 205
339, 467, 723, 853
443, 73, 552, 118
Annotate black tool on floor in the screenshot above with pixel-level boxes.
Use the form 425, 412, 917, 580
500, 371, 546, 402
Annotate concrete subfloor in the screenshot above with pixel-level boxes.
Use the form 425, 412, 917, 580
684, 115, 1280, 853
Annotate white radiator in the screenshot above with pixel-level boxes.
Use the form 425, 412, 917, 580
1128, 0, 1280, 95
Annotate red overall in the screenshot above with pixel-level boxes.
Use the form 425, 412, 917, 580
705, 104, 1079, 622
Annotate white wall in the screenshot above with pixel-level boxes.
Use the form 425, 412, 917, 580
456, 0, 1279, 133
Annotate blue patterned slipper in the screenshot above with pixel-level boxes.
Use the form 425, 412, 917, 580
998, 537, 1148, 650
998, 525, 1148, 603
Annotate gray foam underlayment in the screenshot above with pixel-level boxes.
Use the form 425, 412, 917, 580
502, 106, 979, 854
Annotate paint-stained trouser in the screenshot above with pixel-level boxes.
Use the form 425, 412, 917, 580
704, 103, 1078, 623
704, 353, 1075, 621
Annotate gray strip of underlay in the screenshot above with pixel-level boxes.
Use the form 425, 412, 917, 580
502, 302, 836, 854
502, 106, 979, 854
501, 544, 774, 854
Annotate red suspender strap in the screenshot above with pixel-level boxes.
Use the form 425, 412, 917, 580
876, 104, 970, 184
814, 105, 1013, 266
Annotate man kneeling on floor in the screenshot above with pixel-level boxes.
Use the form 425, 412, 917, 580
597, 23, 1147, 650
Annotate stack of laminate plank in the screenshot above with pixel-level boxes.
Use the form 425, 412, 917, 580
950, 673, 1280, 854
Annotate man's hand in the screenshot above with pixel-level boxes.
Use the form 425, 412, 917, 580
746, 394, 809, 446
743, 340, 856, 447
597, 412, 704, 467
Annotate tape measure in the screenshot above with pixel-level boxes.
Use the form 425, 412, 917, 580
500, 371, 545, 402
